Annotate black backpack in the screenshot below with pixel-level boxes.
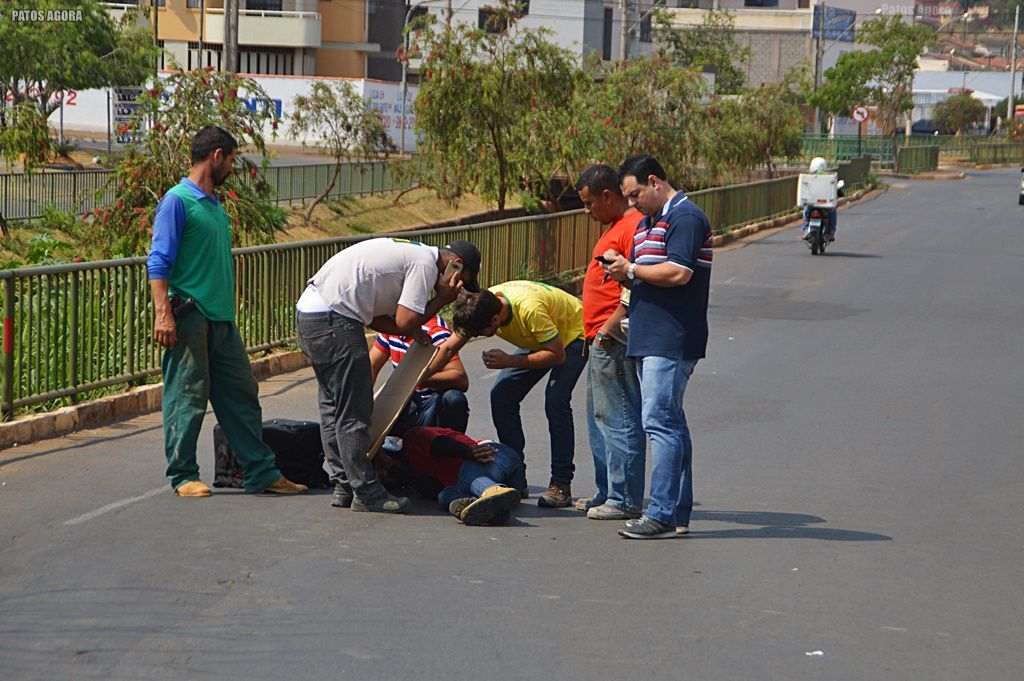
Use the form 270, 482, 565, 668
213, 419, 331, 489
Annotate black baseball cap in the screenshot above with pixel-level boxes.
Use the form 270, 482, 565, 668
445, 240, 482, 292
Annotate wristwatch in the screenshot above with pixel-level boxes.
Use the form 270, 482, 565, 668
626, 263, 637, 281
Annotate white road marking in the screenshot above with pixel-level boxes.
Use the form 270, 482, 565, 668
63, 486, 166, 526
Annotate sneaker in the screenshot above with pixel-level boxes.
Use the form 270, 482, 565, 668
331, 485, 353, 508
537, 482, 572, 508
587, 502, 642, 520
676, 525, 689, 536
618, 516, 676, 540
258, 476, 309, 495
574, 495, 606, 512
174, 480, 212, 498
448, 497, 474, 520
458, 485, 520, 526
352, 492, 409, 514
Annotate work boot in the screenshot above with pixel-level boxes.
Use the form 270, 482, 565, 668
258, 477, 308, 495
456, 485, 520, 526
174, 480, 212, 498
537, 481, 572, 508
448, 497, 474, 520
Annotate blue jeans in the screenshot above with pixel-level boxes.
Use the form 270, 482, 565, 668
586, 340, 646, 511
802, 205, 837, 236
490, 338, 588, 485
438, 442, 525, 508
392, 389, 470, 435
637, 355, 698, 526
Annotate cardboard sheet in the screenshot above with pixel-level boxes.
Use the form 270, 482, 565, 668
366, 341, 438, 459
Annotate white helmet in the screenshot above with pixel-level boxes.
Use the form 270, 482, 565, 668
809, 157, 828, 174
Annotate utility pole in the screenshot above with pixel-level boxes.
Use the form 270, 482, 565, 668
445, 0, 452, 26
1008, 5, 1019, 122
620, 0, 630, 62
224, 0, 240, 73
198, 0, 205, 69
153, 0, 160, 77
812, 3, 825, 134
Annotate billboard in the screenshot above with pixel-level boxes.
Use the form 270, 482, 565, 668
812, 6, 857, 43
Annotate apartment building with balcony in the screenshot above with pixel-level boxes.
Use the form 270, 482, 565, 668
666, 0, 876, 86
103, 0, 375, 78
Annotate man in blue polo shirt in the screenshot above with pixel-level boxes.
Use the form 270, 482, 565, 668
601, 155, 712, 539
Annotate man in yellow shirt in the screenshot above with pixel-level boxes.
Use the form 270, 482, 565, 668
448, 281, 587, 507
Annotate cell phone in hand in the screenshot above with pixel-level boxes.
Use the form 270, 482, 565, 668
443, 259, 463, 281
594, 255, 613, 264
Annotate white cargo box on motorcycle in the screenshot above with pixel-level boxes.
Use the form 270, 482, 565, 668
797, 173, 839, 209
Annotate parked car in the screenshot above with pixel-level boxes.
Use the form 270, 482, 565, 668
894, 119, 944, 136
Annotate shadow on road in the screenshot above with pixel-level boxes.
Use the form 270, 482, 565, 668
820, 252, 883, 259
687, 509, 891, 542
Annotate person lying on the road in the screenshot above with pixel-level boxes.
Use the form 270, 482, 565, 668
374, 427, 524, 526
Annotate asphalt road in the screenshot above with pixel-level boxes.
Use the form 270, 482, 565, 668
2, 170, 1023, 680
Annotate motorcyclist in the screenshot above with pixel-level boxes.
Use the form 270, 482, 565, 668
801, 157, 838, 242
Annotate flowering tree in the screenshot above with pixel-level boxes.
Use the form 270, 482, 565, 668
92, 68, 281, 257
0, 101, 52, 169
289, 81, 397, 221
580, 54, 712, 189
407, 2, 581, 212
0, 0, 156, 169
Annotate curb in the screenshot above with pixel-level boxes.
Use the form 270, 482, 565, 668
888, 171, 967, 180
0, 350, 313, 450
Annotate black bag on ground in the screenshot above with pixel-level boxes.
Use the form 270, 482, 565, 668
213, 419, 330, 489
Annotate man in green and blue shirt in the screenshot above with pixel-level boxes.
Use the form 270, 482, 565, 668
147, 125, 307, 498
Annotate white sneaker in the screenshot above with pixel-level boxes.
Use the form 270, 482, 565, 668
587, 502, 642, 520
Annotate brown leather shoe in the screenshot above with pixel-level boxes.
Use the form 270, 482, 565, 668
258, 476, 308, 495
537, 481, 572, 508
174, 480, 212, 497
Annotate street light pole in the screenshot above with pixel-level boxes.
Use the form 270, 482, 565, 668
813, 2, 825, 134
153, 0, 160, 78
1009, 5, 1019, 122
400, 1, 440, 155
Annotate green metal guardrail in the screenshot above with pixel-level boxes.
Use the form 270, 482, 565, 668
801, 135, 896, 167
689, 176, 797, 235
837, 156, 872, 189
0, 171, 869, 418
0, 211, 597, 418
0, 160, 409, 222
969, 144, 1024, 164
895, 146, 939, 174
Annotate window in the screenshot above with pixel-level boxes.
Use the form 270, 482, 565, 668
186, 0, 200, 8
247, 0, 283, 11
640, 15, 652, 43
478, 8, 507, 33
409, 5, 428, 26
744, 0, 779, 6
